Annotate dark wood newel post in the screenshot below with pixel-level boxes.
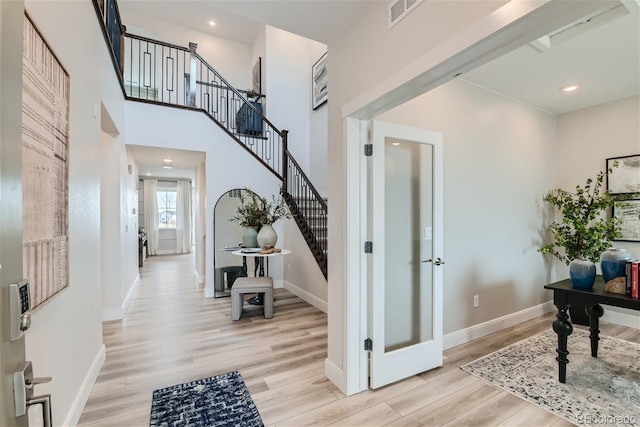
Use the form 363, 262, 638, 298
282, 130, 289, 193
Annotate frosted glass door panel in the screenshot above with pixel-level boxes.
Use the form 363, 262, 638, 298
384, 138, 433, 352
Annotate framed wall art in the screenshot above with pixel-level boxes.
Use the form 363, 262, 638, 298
22, 14, 70, 309
252, 57, 261, 95
312, 52, 327, 110
606, 154, 640, 194
613, 199, 640, 242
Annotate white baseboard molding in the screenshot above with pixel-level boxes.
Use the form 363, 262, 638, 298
324, 358, 347, 394
204, 286, 215, 298
122, 274, 140, 315
283, 280, 328, 313
102, 275, 140, 321
64, 344, 106, 427
443, 301, 556, 350
195, 269, 205, 285
156, 249, 176, 256
601, 305, 640, 329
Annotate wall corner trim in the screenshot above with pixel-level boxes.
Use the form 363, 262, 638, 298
324, 358, 347, 393
63, 344, 106, 427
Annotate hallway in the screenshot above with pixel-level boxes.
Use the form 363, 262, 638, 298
78, 254, 638, 426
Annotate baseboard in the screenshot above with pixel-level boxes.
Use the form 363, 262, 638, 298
283, 280, 328, 313
195, 269, 205, 285
101, 307, 123, 321
602, 305, 640, 329
122, 274, 140, 315
443, 301, 555, 350
324, 358, 347, 394
63, 344, 106, 427
102, 275, 140, 321
156, 249, 176, 255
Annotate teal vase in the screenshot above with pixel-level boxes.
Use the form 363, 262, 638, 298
242, 226, 259, 248
569, 259, 596, 289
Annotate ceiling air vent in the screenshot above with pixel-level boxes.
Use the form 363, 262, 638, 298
389, 0, 423, 29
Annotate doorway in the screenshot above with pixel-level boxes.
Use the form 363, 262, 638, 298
367, 120, 444, 388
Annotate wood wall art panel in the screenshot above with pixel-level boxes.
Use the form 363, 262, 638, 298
22, 14, 70, 309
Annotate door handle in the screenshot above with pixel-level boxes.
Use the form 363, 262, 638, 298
434, 258, 445, 266
421, 259, 432, 263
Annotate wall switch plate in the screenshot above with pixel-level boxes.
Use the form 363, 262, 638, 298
473, 295, 479, 308
424, 227, 432, 240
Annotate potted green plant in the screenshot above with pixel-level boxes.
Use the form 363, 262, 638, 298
229, 190, 267, 248
538, 163, 625, 290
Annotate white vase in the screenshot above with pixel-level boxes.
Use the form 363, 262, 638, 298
257, 224, 277, 248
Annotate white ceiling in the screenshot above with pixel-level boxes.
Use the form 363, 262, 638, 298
128, 145, 205, 180
121, 1, 640, 177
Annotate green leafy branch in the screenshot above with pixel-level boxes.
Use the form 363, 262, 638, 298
538, 162, 629, 264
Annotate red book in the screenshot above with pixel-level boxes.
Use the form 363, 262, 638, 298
632, 261, 639, 299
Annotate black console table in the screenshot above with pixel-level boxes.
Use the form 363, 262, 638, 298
544, 276, 640, 383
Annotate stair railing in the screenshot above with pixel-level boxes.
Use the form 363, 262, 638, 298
118, 30, 328, 277
283, 139, 328, 278
123, 33, 284, 177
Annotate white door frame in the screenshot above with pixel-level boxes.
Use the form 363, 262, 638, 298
336, 0, 622, 396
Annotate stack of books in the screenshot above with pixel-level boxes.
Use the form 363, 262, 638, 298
625, 260, 640, 299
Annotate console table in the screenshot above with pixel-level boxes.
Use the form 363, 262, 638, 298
544, 276, 640, 383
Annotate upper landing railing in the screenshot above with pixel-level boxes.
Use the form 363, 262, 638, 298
123, 34, 285, 178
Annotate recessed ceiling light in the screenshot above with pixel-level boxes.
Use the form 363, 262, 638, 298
560, 84, 580, 93
392, 142, 401, 146
145, 172, 152, 176
162, 165, 173, 169
162, 158, 173, 163
208, 20, 216, 26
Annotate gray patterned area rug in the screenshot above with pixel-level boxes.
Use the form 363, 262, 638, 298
461, 329, 640, 426
149, 371, 263, 427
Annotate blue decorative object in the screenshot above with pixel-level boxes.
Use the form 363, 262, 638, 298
149, 371, 263, 427
600, 248, 633, 282
569, 259, 596, 289
242, 226, 259, 249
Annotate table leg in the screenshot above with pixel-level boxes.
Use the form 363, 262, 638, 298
552, 305, 573, 383
248, 257, 265, 305
586, 304, 604, 358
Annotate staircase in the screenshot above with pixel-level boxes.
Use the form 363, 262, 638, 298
98, 13, 328, 278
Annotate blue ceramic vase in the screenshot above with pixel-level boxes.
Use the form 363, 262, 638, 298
600, 248, 633, 282
242, 226, 259, 248
569, 259, 596, 289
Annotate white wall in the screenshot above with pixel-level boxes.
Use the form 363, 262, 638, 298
309, 42, 328, 196
327, 0, 507, 388
121, 149, 139, 304
100, 130, 123, 320
556, 95, 640, 324
283, 218, 328, 312
195, 162, 206, 282
125, 102, 284, 297
264, 26, 313, 172
120, 11, 253, 90
23, 1, 126, 425
379, 78, 557, 334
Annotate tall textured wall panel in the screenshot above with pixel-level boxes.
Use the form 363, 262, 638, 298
22, 14, 70, 308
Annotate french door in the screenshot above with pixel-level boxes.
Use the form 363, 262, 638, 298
368, 120, 444, 388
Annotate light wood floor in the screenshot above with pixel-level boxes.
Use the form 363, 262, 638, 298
78, 254, 640, 426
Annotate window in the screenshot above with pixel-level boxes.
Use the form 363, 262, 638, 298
157, 188, 177, 229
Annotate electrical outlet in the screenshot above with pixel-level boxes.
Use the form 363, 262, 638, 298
473, 295, 479, 308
